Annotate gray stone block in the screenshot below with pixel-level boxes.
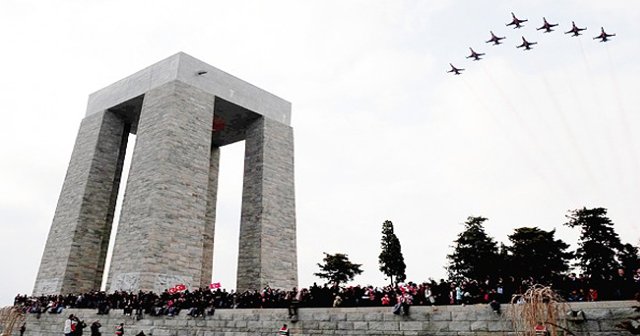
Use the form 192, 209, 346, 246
398, 321, 422, 330
423, 321, 449, 332
330, 313, 347, 321
470, 320, 488, 331
447, 320, 471, 331
353, 322, 368, 329
346, 313, 365, 321
429, 311, 452, 321
367, 321, 399, 331
452, 310, 477, 321
318, 322, 338, 330
365, 313, 383, 321
337, 321, 354, 329
609, 307, 635, 319
486, 320, 512, 331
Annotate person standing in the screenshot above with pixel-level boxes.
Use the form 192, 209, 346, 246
19, 323, 26, 336
287, 288, 301, 319
64, 314, 75, 336
90, 321, 101, 336
73, 317, 87, 336
278, 324, 289, 336
401, 291, 412, 316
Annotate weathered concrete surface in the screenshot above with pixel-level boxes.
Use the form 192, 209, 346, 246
33, 110, 128, 295
107, 81, 216, 293
202, 146, 220, 289
13, 301, 638, 336
237, 117, 297, 292
86, 52, 292, 126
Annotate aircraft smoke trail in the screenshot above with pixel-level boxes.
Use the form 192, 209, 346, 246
459, 75, 526, 155
459, 75, 559, 196
604, 44, 640, 187
477, 63, 570, 198
479, 63, 532, 138
505, 56, 578, 197
577, 39, 626, 193
541, 76, 601, 194
558, 50, 610, 188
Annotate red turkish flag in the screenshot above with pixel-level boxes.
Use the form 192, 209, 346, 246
168, 287, 177, 294
175, 284, 187, 291
209, 282, 221, 289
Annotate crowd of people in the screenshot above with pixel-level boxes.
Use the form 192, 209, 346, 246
14, 269, 640, 319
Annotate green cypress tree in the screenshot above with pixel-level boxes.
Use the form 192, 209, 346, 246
506, 227, 573, 280
446, 216, 500, 281
314, 252, 363, 286
378, 220, 407, 286
565, 207, 623, 284
618, 243, 640, 275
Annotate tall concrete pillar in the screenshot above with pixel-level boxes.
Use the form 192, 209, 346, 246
202, 146, 220, 288
107, 81, 215, 292
237, 117, 297, 291
33, 110, 128, 295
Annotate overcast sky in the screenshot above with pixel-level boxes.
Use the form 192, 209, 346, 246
1, 0, 639, 306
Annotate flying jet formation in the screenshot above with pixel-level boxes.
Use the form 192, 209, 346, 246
565, 21, 587, 36
594, 27, 616, 42
444, 13, 617, 76
486, 31, 506, 45
537, 17, 558, 33
447, 63, 465, 75
516, 36, 537, 50
466, 48, 485, 61
506, 12, 528, 28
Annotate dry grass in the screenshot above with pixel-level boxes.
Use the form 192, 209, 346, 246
0, 306, 25, 336
509, 284, 575, 336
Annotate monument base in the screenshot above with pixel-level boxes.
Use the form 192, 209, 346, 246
6, 301, 636, 336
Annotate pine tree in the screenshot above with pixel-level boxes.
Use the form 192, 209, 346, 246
565, 207, 623, 284
314, 252, 363, 286
506, 227, 573, 280
446, 216, 500, 281
378, 220, 407, 286
618, 243, 640, 276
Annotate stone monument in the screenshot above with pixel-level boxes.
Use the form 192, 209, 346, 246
33, 52, 297, 295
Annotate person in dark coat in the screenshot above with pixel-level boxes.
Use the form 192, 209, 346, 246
73, 317, 87, 336
90, 321, 102, 336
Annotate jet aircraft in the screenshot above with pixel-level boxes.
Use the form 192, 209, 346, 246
565, 21, 587, 36
506, 12, 527, 28
466, 48, 485, 61
516, 36, 537, 50
537, 17, 558, 33
447, 64, 464, 75
486, 31, 506, 45
593, 27, 615, 42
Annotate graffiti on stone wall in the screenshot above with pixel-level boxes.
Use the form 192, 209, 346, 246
154, 274, 193, 293
33, 278, 61, 296
111, 273, 140, 292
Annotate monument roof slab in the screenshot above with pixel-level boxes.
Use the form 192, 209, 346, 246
86, 52, 291, 126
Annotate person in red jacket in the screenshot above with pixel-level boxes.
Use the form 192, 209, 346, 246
534, 321, 548, 335
278, 324, 289, 335
115, 323, 124, 336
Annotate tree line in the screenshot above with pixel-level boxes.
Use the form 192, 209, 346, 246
315, 207, 640, 288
